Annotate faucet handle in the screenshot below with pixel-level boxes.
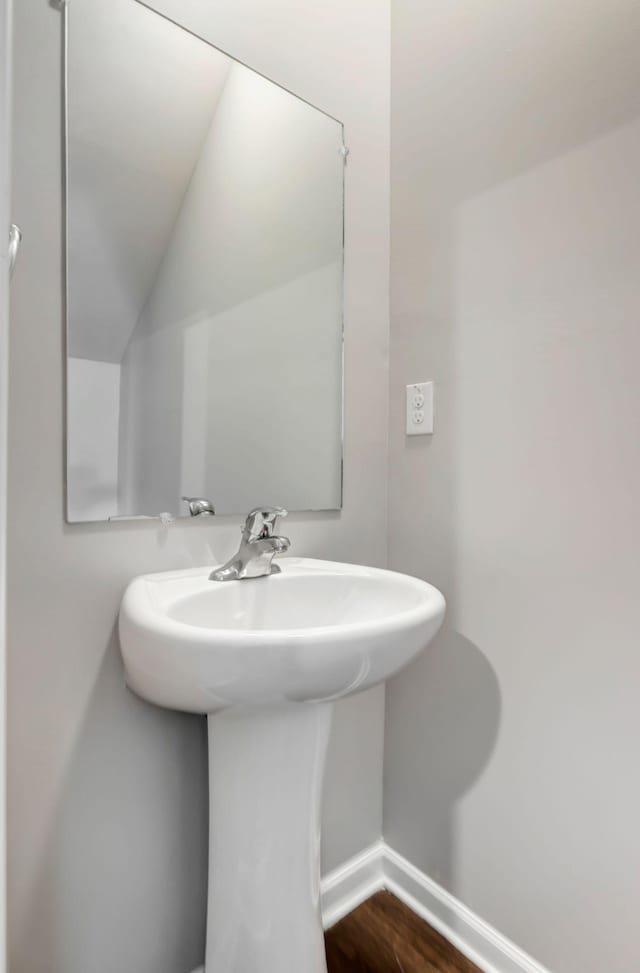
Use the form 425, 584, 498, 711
182, 496, 215, 517
244, 506, 288, 540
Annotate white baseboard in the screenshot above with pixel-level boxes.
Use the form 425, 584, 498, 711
321, 839, 386, 929
320, 841, 553, 973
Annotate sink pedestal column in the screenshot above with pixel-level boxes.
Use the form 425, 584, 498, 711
204, 702, 334, 973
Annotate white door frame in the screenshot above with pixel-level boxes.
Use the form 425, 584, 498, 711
0, 0, 12, 969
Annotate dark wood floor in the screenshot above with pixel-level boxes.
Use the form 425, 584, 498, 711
325, 892, 482, 973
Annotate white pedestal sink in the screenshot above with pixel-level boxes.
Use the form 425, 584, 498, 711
119, 557, 445, 973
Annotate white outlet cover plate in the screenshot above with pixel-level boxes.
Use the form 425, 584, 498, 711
406, 382, 434, 435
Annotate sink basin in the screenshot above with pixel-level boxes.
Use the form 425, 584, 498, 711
120, 557, 445, 713
119, 557, 445, 973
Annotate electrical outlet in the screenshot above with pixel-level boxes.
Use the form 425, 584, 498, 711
406, 382, 433, 435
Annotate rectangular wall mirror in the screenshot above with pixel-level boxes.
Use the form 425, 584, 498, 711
64, 0, 345, 523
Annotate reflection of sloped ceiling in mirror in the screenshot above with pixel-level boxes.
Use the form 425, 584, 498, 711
67, 0, 231, 363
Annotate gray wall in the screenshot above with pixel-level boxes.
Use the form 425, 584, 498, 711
7, 0, 389, 971
386, 2, 640, 972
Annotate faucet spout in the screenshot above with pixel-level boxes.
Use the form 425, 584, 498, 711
260, 535, 290, 554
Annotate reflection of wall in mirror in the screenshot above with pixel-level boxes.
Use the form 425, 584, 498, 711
67, 358, 120, 521
118, 59, 343, 516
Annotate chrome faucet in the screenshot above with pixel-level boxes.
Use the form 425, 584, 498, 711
210, 506, 290, 582
182, 496, 215, 517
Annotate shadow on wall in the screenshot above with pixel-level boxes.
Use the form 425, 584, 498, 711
14, 628, 208, 973
384, 629, 501, 890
